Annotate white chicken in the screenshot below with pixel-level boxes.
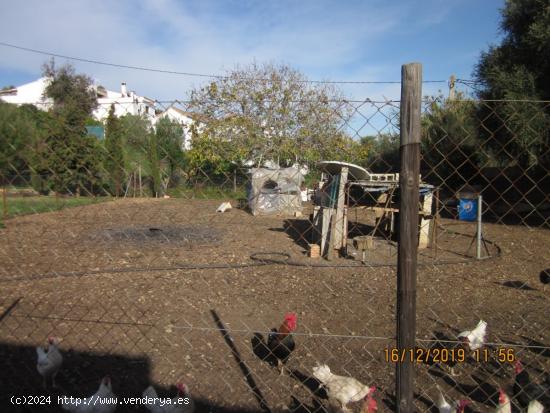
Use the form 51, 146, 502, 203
436, 386, 470, 413
458, 320, 487, 351
61, 376, 117, 413
216, 202, 232, 213
495, 389, 511, 413
527, 400, 544, 413
142, 382, 195, 413
36, 336, 63, 388
312, 364, 375, 413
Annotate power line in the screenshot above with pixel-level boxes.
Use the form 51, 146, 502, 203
0, 41, 451, 85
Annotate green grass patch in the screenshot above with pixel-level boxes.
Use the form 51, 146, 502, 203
0, 195, 110, 225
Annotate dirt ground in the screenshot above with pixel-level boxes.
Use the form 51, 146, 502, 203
0, 198, 548, 412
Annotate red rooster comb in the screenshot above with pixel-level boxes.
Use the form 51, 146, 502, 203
284, 313, 297, 331
498, 389, 507, 404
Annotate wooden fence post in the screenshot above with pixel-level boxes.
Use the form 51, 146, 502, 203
396, 62, 422, 413
2, 180, 7, 223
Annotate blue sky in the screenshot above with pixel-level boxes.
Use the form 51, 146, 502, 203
0, 0, 504, 101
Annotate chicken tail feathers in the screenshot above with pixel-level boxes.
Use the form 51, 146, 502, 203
458, 320, 487, 339
36, 347, 49, 367
527, 399, 544, 413
312, 364, 332, 384
436, 385, 448, 409
476, 320, 487, 331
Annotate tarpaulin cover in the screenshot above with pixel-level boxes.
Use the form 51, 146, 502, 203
247, 168, 304, 216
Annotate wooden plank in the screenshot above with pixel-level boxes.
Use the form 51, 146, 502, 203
422, 193, 433, 215
312, 206, 321, 245
343, 206, 348, 254
396, 62, 422, 413
357, 206, 431, 215
419, 193, 433, 249
333, 167, 349, 251
320, 207, 332, 257
418, 217, 431, 249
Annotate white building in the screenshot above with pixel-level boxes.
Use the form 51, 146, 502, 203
0, 77, 52, 111
94, 82, 156, 122
0, 78, 156, 122
152, 104, 206, 150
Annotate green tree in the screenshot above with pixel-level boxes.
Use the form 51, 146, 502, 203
148, 131, 162, 197
188, 62, 356, 173
20, 105, 58, 194
362, 134, 400, 173
475, 0, 550, 168
117, 114, 152, 195
0, 102, 37, 183
187, 125, 236, 180
38, 61, 104, 195
155, 117, 185, 189
421, 94, 483, 190
37, 118, 105, 196
120, 114, 151, 149
104, 104, 126, 196
0, 102, 58, 193
42, 59, 98, 129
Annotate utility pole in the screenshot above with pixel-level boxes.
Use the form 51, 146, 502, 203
449, 74, 456, 100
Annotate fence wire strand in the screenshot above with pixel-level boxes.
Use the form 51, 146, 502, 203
0, 85, 548, 413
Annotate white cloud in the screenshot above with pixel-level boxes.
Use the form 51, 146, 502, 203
0, 0, 459, 101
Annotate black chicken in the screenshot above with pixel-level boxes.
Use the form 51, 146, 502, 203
267, 312, 297, 375
513, 360, 550, 408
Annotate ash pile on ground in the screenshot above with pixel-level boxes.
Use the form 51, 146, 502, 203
90, 225, 224, 246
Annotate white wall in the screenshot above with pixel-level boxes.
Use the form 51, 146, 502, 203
94, 97, 155, 122
0, 78, 52, 111
1, 78, 156, 123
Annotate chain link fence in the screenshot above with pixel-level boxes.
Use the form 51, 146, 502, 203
0, 70, 548, 412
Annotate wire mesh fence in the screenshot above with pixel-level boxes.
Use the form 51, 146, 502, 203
0, 72, 549, 412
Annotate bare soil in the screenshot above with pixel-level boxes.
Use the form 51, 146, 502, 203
0, 198, 548, 412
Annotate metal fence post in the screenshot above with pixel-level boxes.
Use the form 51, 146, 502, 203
396, 62, 422, 413
476, 194, 483, 259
